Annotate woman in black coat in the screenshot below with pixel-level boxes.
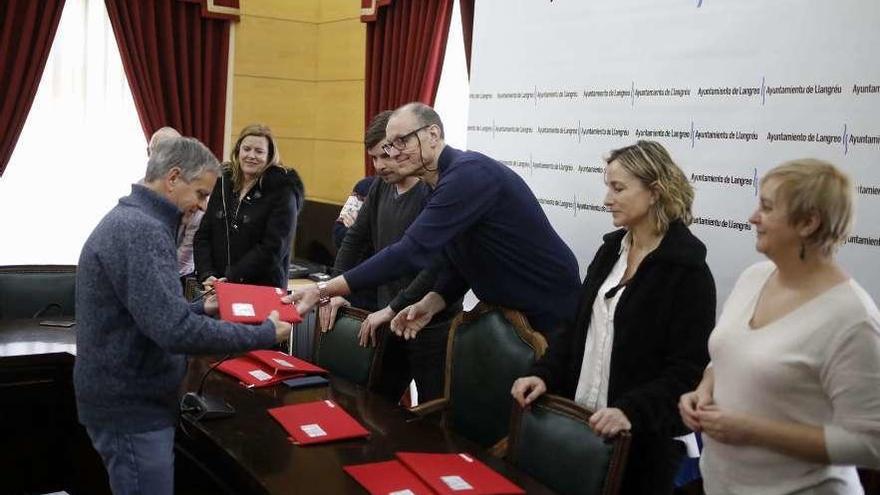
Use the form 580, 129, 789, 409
512, 140, 716, 495
194, 124, 304, 290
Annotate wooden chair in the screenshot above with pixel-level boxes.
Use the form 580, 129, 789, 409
410, 303, 547, 454
312, 306, 386, 388
508, 395, 630, 495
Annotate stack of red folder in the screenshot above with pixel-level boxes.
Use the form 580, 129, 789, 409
216, 350, 327, 388
268, 400, 370, 445
345, 452, 525, 494
214, 281, 302, 324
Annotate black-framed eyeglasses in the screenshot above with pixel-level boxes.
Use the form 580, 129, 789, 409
382, 125, 430, 154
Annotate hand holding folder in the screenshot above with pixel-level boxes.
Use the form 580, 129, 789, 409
214, 281, 302, 324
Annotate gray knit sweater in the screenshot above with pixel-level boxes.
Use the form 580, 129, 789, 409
74, 184, 275, 432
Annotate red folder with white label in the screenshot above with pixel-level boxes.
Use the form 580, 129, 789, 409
247, 350, 327, 375
396, 452, 525, 495
343, 460, 436, 495
214, 281, 302, 324
268, 400, 370, 445
216, 351, 327, 388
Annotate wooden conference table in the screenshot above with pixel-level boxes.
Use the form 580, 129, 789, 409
178, 356, 556, 494
0, 318, 555, 495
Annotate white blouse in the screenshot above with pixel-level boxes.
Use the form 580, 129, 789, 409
573, 233, 630, 411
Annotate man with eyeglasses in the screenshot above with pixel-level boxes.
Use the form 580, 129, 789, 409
293, 102, 580, 344
322, 110, 461, 403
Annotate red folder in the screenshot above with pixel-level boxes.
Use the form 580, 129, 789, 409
216, 355, 301, 388
268, 400, 370, 445
214, 281, 302, 324
396, 452, 525, 495
247, 350, 327, 375
343, 460, 436, 495
216, 351, 326, 388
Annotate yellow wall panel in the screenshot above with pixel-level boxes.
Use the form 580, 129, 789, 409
231, 0, 365, 204
232, 77, 316, 140
317, 19, 365, 81
319, 0, 360, 23
311, 140, 366, 204
240, 0, 319, 23
276, 137, 316, 193
235, 16, 317, 81
315, 81, 364, 142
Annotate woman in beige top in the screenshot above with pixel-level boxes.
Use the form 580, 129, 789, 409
679, 159, 880, 494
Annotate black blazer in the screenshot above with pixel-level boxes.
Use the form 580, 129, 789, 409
533, 220, 716, 437
194, 165, 304, 289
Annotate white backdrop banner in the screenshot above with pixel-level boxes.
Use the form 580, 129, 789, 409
467, 0, 880, 305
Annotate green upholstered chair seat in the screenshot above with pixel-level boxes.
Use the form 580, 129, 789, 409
314, 307, 382, 387
0, 265, 76, 320
449, 307, 543, 448
509, 396, 630, 495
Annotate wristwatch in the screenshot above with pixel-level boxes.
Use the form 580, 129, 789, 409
316, 281, 330, 306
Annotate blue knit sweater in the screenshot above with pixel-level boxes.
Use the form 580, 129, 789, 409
74, 185, 275, 432
345, 146, 581, 332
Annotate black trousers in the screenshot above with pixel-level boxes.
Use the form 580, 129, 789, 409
620, 434, 686, 495
376, 321, 450, 403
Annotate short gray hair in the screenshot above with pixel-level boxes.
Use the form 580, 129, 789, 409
144, 137, 220, 182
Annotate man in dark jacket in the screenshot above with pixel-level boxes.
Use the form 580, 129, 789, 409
75, 137, 291, 495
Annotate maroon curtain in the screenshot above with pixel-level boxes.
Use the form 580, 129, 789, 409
0, 0, 66, 177
105, 0, 236, 159
362, 0, 454, 175
459, 0, 474, 77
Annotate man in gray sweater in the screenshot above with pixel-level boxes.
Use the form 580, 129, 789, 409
74, 137, 290, 495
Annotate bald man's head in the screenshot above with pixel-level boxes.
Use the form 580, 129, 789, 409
148, 127, 181, 156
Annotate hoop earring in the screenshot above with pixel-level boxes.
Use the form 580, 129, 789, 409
799, 241, 806, 261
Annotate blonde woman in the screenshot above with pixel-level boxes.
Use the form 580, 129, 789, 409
513, 140, 716, 495
194, 124, 304, 289
680, 160, 880, 494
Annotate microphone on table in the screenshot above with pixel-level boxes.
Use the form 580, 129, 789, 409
180, 354, 235, 421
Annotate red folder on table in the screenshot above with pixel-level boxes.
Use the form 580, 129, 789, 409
344, 460, 436, 495
247, 350, 327, 375
214, 281, 301, 324
216, 351, 326, 388
396, 452, 525, 495
268, 400, 369, 445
